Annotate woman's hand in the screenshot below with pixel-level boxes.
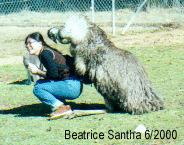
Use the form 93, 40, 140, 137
28, 63, 39, 74
28, 63, 47, 77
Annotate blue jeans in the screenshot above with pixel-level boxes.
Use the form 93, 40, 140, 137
33, 76, 82, 111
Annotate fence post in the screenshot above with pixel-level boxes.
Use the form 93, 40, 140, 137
91, 0, 94, 22
121, 0, 148, 34
112, 0, 115, 35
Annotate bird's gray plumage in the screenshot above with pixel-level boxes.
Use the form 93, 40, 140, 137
48, 15, 165, 114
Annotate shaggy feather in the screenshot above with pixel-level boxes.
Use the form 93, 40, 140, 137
59, 15, 89, 44
58, 15, 165, 114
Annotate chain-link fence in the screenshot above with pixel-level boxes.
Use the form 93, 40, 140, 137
0, 0, 183, 33
0, 0, 183, 13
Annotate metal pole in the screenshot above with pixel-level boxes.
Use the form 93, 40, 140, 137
121, 0, 147, 34
91, 0, 94, 22
112, 0, 115, 35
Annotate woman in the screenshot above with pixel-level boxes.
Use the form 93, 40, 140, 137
25, 32, 82, 120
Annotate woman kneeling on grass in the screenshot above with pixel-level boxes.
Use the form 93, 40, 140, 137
25, 32, 83, 120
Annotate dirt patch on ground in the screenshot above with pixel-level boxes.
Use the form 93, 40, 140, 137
0, 26, 183, 66
111, 28, 184, 48
0, 55, 23, 66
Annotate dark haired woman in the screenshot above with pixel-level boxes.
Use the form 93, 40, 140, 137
25, 32, 83, 120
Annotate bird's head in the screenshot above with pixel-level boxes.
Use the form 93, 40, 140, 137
47, 28, 59, 43
48, 27, 71, 44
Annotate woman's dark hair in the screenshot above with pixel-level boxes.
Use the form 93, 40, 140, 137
25, 32, 47, 46
25, 32, 61, 54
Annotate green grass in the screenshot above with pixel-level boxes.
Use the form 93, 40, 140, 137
0, 43, 183, 144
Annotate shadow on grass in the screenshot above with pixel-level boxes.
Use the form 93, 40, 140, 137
8, 79, 30, 85
0, 102, 106, 117
0, 103, 50, 117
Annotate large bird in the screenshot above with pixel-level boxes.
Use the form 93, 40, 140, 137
48, 15, 165, 117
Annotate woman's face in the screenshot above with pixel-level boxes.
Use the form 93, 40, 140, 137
26, 38, 43, 55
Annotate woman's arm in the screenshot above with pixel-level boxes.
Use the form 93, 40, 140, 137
28, 49, 60, 79
37, 69, 47, 78
28, 63, 46, 78
40, 49, 59, 79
